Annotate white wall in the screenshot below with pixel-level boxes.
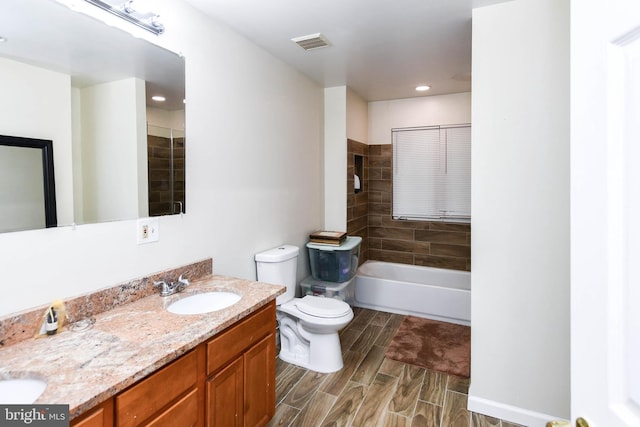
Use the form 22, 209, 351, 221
322, 87, 368, 234
71, 88, 84, 224
79, 78, 145, 223
0, 57, 74, 227
346, 88, 368, 143
0, 147, 46, 232
469, 0, 570, 425
368, 92, 471, 145
0, 0, 324, 316
135, 82, 149, 219
324, 87, 347, 231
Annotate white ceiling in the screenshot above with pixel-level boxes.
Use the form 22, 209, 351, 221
183, 0, 507, 102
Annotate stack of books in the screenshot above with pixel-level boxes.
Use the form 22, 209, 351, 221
309, 230, 347, 246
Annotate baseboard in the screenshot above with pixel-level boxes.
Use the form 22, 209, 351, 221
467, 392, 568, 427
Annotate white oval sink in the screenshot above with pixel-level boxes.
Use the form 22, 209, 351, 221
0, 378, 47, 404
167, 291, 241, 315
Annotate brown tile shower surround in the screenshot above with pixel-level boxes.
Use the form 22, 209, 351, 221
0, 259, 212, 348
348, 139, 369, 263
347, 140, 471, 272
147, 134, 185, 216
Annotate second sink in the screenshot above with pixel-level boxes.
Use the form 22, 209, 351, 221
166, 291, 241, 315
0, 377, 47, 404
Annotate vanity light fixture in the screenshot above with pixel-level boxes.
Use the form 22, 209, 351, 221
83, 0, 165, 35
416, 85, 431, 92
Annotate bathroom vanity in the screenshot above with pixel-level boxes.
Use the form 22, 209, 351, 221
72, 302, 275, 427
0, 272, 283, 427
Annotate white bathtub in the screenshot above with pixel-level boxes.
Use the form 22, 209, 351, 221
354, 260, 471, 325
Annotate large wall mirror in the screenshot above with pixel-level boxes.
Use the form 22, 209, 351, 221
0, 0, 186, 234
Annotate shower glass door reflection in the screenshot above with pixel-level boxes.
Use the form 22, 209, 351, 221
147, 124, 185, 216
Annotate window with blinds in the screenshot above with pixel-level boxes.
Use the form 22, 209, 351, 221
392, 124, 471, 222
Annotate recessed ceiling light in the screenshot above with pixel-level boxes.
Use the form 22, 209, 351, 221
151, 95, 166, 102
416, 85, 431, 92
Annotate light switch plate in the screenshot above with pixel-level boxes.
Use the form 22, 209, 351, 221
137, 218, 159, 244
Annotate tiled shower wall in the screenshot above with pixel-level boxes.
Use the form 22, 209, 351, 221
347, 140, 471, 272
147, 135, 185, 216
347, 139, 369, 263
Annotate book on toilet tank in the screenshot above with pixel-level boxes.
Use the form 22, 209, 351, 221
309, 230, 347, 245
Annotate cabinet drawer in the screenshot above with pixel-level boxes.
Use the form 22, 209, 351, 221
206, 302, 275, 375
116, 349, 198, 427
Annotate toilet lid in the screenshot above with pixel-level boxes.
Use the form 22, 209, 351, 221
295, 295, 352, 318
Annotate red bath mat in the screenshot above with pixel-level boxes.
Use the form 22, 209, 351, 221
384, 316, 470, 378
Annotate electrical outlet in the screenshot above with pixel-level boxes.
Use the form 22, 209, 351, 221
137, 218, 159, 244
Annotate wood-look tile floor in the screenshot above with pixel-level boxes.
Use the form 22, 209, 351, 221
268, 307, 525, 427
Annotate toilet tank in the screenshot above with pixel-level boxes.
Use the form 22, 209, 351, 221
255, 245, 299, 305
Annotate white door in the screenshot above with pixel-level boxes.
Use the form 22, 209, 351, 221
571, 0, 640, 426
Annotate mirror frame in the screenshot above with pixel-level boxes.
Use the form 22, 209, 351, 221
1, 135, 57, 228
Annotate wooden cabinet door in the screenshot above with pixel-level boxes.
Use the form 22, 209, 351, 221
71, 399, 114, 427
243, 333, 275, 427
206, 356, 243, 427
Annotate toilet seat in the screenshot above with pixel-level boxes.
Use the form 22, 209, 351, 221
295, 295, 351, 318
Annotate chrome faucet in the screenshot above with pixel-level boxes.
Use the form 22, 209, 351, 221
154, 273, 190, 297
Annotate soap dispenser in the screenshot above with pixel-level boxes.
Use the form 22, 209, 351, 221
34, 300, 67, 338
45, 307, 58, 335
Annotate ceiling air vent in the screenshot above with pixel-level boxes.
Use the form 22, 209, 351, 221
291, 33, 330, 51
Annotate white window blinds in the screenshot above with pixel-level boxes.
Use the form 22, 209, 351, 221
392, 124, 471, 222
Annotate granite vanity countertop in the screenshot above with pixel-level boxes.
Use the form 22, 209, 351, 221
0, 275, 284, 419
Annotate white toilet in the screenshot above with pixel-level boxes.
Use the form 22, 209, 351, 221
255, 245, 354, 373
